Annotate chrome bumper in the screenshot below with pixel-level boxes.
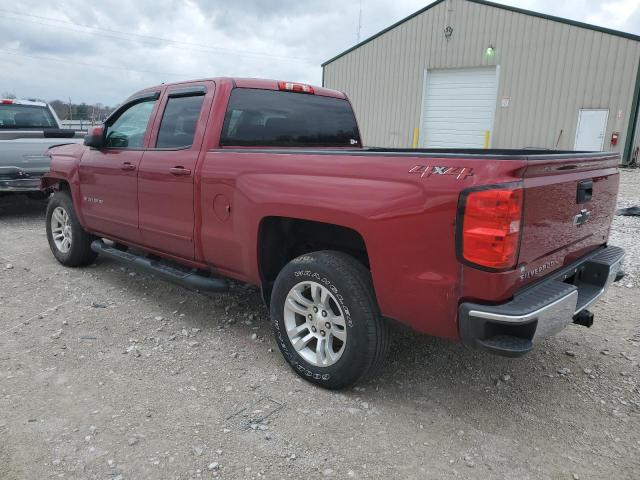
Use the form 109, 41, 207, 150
459, 246, 625, 357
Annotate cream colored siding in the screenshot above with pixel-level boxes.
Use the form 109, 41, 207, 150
323, 0, 640, 155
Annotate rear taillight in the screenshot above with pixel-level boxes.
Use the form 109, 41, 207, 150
278, 82, 314, 94
458, 185, 523, 270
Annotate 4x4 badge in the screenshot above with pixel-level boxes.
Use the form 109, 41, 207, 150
409, 165, 474, 180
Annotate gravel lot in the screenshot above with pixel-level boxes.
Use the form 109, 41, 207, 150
1, 170, 639, 480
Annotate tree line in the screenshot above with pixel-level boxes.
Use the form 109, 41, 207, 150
48, 100, 114, 122
2, 92, 113, 121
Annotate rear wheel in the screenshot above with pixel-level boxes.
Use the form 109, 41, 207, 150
46, 191, 97, 267
270, 251, 389, 389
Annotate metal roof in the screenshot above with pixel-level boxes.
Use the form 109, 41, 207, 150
322, 0, 640, 67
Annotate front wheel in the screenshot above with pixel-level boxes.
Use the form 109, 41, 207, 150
46, 191, 97, 267
270, 251, 389, 390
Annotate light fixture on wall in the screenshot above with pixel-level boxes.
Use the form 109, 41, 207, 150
485, 44, 496, 57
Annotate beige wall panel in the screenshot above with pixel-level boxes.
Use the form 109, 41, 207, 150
323, 0, 640, 154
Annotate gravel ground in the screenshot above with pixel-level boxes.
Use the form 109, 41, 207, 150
610, 169, 640, 288
0, 170, 639, 480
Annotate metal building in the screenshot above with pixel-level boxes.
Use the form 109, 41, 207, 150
322, 0, 640, 165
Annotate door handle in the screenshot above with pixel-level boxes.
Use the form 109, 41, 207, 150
121, 162, 136, 171
170, 166, 192, 176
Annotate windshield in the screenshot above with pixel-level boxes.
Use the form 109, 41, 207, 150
220, 88, 361, 147
0, 104, 58, 129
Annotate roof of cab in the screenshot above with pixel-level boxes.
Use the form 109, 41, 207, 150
128, 77, 346, 101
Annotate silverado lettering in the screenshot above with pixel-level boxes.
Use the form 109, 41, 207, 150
520, 260, 557, 280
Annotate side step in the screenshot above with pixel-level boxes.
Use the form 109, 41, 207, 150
91, 240, 228, 293
476, 335, 533, 358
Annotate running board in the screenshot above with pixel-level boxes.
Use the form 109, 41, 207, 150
91, 240, 228, 293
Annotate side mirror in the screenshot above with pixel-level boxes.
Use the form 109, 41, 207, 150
84, 126, 105, 149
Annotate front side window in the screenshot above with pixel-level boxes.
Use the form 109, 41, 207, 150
220, 88, 361, 147
0, 104, 57, 129
156, 95, 205, 149
105, 100, 156, 149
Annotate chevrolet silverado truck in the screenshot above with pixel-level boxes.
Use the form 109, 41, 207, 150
41, 78, 625, 389
0, 98, 83, 195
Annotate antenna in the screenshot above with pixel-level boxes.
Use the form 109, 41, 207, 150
357, 0, 362, 43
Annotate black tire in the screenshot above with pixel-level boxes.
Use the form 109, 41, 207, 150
270, 251, 389, 390
46, 191, 97, 267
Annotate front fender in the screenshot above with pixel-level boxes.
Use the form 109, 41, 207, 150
41, 143, 87, 227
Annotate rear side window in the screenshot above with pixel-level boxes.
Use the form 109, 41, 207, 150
156, 95, 205, 149
0, 104, 57, 129
220, 88, 360, 147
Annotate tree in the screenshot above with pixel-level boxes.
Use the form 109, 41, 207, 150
49, 100, 68, 120
47, 99, 114, 122
75, 102, 89, 120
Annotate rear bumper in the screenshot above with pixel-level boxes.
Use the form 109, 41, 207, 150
0, 164, 49, 192
459, 246, 625, 357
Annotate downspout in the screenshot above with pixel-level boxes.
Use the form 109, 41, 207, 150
623, 56, 640, 166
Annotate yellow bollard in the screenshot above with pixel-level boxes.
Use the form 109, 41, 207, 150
484, 130, 490, 149
412, 128, 420, 149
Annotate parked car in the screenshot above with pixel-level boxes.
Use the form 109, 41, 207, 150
41, 78, 625, 389
0, 98, 83, 195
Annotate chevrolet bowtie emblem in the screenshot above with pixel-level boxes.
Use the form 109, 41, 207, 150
573, 209, 591, 227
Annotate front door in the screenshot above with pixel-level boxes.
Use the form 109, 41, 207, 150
79, 94, 160, 243
574, 109, 608, 151
137, 84, 211, 259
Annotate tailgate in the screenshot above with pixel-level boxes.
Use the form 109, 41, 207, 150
518, 153, 619, 286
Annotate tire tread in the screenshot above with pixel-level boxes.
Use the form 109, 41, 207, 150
272, 250, 389, 389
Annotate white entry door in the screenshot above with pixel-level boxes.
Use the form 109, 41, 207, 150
420, 67, 498, 148
574, 109, 608, 151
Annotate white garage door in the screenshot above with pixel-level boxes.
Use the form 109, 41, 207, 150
420, 67, 498, 148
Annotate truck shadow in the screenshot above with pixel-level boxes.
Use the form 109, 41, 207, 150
370, 322, 614, 439
90, 251, 599, 439
0, 194, 47, 219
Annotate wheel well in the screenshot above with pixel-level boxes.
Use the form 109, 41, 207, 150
42, 178, 70, 192
258, 217, 369, 304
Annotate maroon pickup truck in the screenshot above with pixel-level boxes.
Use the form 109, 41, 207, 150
42, 77, 625, 389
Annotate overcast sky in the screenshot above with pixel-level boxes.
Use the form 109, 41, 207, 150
1, 0, 638, 106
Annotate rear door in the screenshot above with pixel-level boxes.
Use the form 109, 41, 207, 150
79, 92, 160, 242
137, 83, 212, 259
